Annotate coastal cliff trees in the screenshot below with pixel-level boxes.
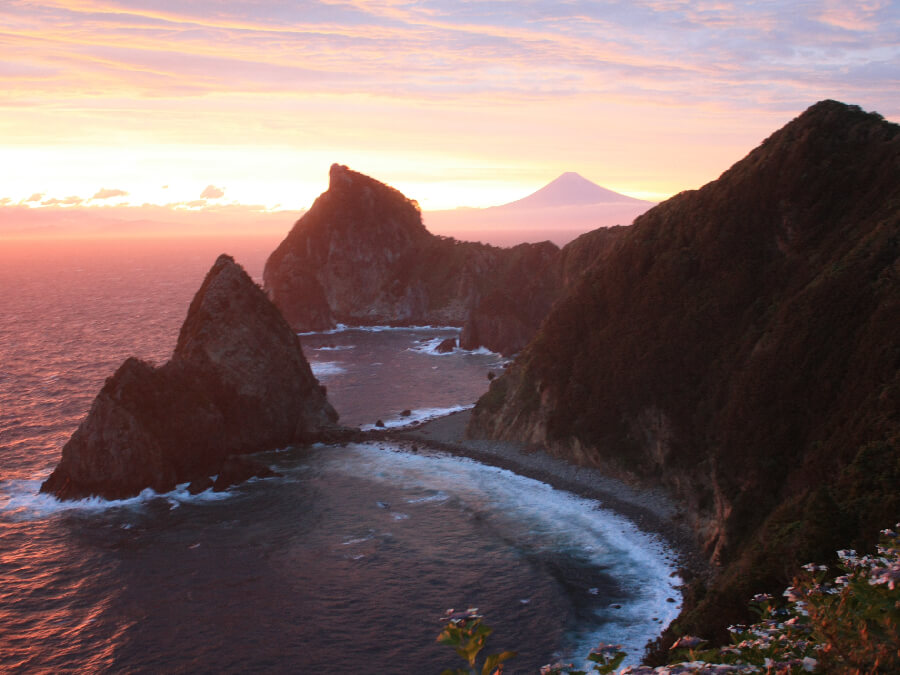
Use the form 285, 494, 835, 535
469, 100, 900, 639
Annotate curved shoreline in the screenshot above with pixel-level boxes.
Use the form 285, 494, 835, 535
381, 409, 707, 581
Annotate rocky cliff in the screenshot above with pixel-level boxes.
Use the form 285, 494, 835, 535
468, 100, 900, 640
263, 164, 630, 355
41, 254, 338, 500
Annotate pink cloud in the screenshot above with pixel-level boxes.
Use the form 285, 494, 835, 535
0, 201, 302, 239
92, 187, 129, 199
41, 196, 84, 206
200, 185, 224, 199
26, 192, 44, 202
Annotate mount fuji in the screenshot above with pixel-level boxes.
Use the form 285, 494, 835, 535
424, 173, 654, 246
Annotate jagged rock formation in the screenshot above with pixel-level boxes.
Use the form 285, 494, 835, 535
468, 101, 900, 640
41, 255, 338, 500
264, 165, 631, 355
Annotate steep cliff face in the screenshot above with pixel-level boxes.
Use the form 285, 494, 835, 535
458, 241, 561, 354
469, 101, 900, 637
41, 255, 338, 500
264, 164, 432, 329
263, 165, 631, 355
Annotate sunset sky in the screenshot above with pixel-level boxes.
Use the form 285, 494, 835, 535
2, 0, 898, 235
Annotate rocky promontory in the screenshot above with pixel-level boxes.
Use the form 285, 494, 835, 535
468, 100, 900, 640
263, 164, 630, 356
41, 254, 339, 500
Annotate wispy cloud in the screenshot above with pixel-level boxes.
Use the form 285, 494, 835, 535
92, 187, 128, 199
0, 1, 897, 214
0, 200, 302, 239
2, 0, 896, 107
41, 195, 84, 206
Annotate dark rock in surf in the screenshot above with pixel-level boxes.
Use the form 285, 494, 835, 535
40, 254, 338, 501
435, 337, 456, 353
212, 456, 281, 492
188, 476, 214, 495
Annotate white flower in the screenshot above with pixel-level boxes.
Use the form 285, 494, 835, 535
783, 586, 803, 602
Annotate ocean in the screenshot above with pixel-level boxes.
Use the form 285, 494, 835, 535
0, 237, 680, 673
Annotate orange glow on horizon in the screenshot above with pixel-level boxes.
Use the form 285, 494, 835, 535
2, 2, 897, 239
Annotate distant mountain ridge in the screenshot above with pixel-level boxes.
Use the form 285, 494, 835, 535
496, 171, 651, 210
468, 100, 900, 645
424, 173, 653, 247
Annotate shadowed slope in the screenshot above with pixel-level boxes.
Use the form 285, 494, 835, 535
469, 100, 900, 640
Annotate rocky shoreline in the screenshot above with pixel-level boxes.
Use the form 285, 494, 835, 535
381, 409, 708, 582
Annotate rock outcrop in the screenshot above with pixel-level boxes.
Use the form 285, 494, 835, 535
263, 164, 631, 356
468, 101, 900, 640
41, 254, 338, 500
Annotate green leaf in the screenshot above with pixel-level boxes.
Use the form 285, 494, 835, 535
481, 650, 517, 675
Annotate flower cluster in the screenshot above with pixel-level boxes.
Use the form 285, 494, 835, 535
529, 524, 899, 674
441, 607, 484, 625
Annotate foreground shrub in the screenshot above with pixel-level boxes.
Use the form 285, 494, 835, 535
441, 525, 900, 674
437, 608, 516, 675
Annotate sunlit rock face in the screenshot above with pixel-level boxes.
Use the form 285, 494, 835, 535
264, 164, 432, 331
41, 255, 338, 500
263, 164, 631, 356
469, 100, 900, 638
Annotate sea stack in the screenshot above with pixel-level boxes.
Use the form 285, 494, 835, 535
41, 254, 338, 500
264, 164, 432, 331
263, 164, 631, 355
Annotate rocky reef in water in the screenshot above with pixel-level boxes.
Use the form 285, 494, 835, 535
468, 100, 900, 641
263, 164, 629, 356
41, 254, 339, 500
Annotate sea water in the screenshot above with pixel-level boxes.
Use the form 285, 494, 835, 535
0, 237, 680, 673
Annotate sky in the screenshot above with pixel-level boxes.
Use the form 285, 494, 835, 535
1, 0, 898, 237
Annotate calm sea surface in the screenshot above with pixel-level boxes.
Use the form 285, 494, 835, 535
0, 237, 680, 673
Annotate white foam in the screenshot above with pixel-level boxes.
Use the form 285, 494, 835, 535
313, 345, 355, 351
297, 323, 350, 336
407, 336, 457, 356
309, 361, 346, 377
404, 492, 449, 504
299, 324, 457, 336
325, 443, 682, 665
407, 336, 504, 358
0, 474, 253, 522
360, 404, 474, 430
0, 480, 161, 521
466, 346, 502, 356
341, 533, 375, 546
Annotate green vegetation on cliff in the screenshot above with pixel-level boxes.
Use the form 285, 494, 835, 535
469, 100, 900, 641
